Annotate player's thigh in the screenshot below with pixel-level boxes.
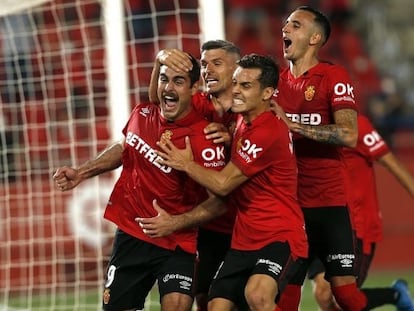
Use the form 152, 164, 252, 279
209, 249, 250, 309
250, 241, 296, 293
304, 206, 355, 278
157, 246, 197, 300
103, 230, 157, 311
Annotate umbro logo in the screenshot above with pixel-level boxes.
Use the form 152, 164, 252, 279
340, 258, 353, 267
180, 280, 191, 290
140, 107, 150, 117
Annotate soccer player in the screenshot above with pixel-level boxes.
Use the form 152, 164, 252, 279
273, 5, 391, 310
148, 40, 241, 311
53, 55, 227, 311
308, 113, 414, 311
138, 54, 308, 311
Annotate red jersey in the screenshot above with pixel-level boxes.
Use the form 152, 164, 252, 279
276, 62, 358, 208
192, 92, 237, 128
229, 112, 308, 258
104, 103, 226, 254
190, 92, 237, 234
343, 114, 389, 253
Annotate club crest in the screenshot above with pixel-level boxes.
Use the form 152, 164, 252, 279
103, 288, 110, 305
160, 130, 173, 144
304, 85, 315, 101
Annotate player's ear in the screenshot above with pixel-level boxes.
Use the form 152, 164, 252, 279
262, 87, 274, 101
310, 32, 323, 46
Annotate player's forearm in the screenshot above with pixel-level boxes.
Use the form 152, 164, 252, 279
148, 60, 161, 103
183, 161, 234, 196
379, 152, 414, 198
290, 123, 357, 147
77, 141, 123, 181
171, 194, 226, 230
289, 109, 357, 147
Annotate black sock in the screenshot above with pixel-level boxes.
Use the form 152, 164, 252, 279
361, 287, 398, 309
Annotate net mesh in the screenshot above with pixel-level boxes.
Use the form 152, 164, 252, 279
0, 0, 202, 310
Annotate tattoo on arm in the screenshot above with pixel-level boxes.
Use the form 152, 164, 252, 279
294, 124, 346, 145
292, 109, 357, 147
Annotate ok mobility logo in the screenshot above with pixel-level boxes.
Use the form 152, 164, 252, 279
236, 138, 263, 163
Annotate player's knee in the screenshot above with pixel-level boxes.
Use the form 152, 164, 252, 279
161, 292, 193, 311
312, 275, 336, 310
245, 287, 275, 311
314, 282, 334, 306
208, 297, 235, 311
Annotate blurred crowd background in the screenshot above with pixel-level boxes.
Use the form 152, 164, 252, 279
223, 0, 414, 150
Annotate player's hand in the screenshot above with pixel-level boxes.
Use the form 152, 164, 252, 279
269, 98, 278, 115
52, 166, 80, 191
271, 102, 300, 130
204, 122, 231, 144
156, 49, 193, 72
157, 136, 193, 171
135, 199, 177, 237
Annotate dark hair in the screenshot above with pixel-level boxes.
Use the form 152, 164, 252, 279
297, 6, 331, 45
188, 54, 200, 86
237, 54, 279, 89
160, 54, 200, 86
201, 39, 241, 58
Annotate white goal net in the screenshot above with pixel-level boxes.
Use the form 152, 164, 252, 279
0, 0, 221, 310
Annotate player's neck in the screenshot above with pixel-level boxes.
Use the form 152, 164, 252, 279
211, 91, 233, 115
289, 55, 319, 78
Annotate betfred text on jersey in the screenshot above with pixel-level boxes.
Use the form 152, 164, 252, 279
126, 131, 172, 173
286, 113, 321, 125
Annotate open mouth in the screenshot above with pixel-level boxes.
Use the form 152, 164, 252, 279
205, 77, 218, 87
163, 94, 178, 110
283, 38, 292, 50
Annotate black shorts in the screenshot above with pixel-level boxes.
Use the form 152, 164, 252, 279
208, 241, 301, 309
305, 206, 356, 279
289, 206, 356, 284
102, 229, 196, 311
195, 227, 231, 295
307, 238, 376, 287
307, 257, 326, 280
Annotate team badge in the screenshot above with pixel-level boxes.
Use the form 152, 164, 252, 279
160, 130, 173, 144
304, 85, 315, 101
103, 288, 110, 305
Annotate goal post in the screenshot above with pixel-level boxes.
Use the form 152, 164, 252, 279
102, 0, 129, 142
0, 0, 224, 310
